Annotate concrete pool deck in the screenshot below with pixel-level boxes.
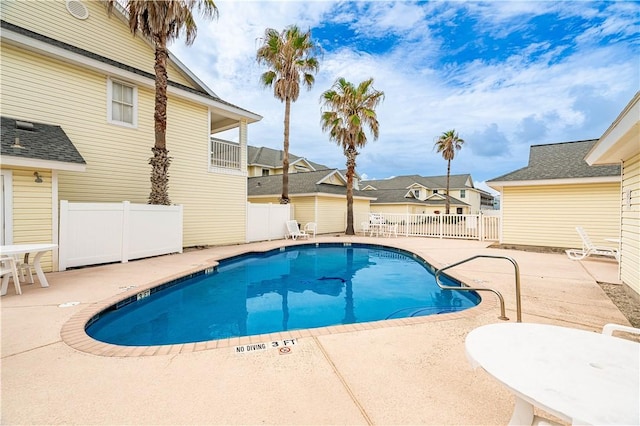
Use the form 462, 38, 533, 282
1, 236, 631, 425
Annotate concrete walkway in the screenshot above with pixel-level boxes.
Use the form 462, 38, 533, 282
1, 236, 630, 425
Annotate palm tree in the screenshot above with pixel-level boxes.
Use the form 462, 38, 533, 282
434, 130, 465, 214
108, 0, 218, 205
256, 26, 319, 204
320, 77, 384, 235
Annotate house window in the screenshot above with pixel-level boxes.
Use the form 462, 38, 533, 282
412, 189, 420, 198
107, 78, 137, 127
456, 207, 463, 214
262, 169, 270, 176
433, 189, 438, 194
460, 189, 466, 198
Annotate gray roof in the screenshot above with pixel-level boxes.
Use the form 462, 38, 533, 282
367, 189, 468, 206
248, 170, 374, 198
247, 145, 330, 171
1, 116, 86, 165
488, 140, 621, 182
0, 20, 258, 118
361, 174, 473, 191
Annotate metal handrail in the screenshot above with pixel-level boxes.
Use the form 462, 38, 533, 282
434, 254, 522, 322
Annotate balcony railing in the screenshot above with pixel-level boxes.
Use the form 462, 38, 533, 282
210, 137, 240, 170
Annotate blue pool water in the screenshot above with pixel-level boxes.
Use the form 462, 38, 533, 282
86, 244, 479, 346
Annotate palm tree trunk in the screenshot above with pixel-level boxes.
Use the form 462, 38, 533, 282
149, 38, 171, 205
280, 98, 291, 204
445, 159, 451, 214
345, 144, 357, 235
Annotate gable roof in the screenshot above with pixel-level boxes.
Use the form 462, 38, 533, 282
248, 145, 330, 171
1, 116, 86, 171
366, 188, 468, 206
247, 145, 333, 170
488, 140, 620, 186
248, 170, 374, 199
361, 174, 474, 191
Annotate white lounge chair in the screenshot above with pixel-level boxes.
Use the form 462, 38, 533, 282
566, 226, 619, 262
1, 256, 22, 296
602, 323, 640, 338
285, 220, 309, 240
303, 222, 317, 238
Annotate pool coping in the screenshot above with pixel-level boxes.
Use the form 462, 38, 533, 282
60, 242, 498, 357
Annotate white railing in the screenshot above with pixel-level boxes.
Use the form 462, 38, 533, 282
356, 212, 500, 241
58, 200, 183, 271
210, 137, 240, 170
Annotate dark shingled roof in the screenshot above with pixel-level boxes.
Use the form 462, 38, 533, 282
248, 170, 374, 198
361, 174, 473, 191
488, 140, 621, 182
247, 146, 330, 171
0, 20, 258, 117
368, 189, 468, 206
1, 116, 86, 165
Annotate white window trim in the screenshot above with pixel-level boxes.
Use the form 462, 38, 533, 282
107, 77, 138, 128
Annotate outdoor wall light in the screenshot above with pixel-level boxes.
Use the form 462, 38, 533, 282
34, 171, 43, 183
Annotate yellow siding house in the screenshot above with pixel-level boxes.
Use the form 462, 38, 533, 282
488, 140, 621, 249
0, 1, 261, 271
586, 91, 640, 301
248, 169, 374, 235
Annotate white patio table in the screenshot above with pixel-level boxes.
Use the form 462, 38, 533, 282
465, 322, 640, 425
0, 243, 57, 295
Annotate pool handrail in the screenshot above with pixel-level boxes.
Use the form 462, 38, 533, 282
434, 254, 522, 322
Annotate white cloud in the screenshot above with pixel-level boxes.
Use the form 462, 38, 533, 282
167, 0, 639, 183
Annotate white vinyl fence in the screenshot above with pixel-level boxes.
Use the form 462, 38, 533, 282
246, 202, 292, 242
356, 212, 500, 241
59, 200, 183, 271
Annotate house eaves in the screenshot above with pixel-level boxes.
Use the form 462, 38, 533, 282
487, 176, 620, 191
586, 91, 640, 165
1, 21, 261, 123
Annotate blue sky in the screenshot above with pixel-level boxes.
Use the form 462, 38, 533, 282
171, 1, 639, 193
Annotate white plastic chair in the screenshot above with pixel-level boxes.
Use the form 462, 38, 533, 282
1, 256, 22, 296
359, 222, 371, 236
285, 220, 309, 240
565, 226, 619, 262
303, 222, 317, 238
383, 224, 398, 238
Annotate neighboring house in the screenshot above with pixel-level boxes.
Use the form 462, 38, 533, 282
585, 91, 639, 301
0, 1, 261, 271
248, 169, 375, 235
487, 140, 621, 249
247, 145, 328, 177
360, 174, 492, 214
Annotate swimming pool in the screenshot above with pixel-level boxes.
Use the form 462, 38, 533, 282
85, 243, 479, 346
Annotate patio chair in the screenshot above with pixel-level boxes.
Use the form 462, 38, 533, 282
303, 222, 317, 238
383, 224, 398, 238
359, 222, 371, 236
285, 220, 309, 240
565, 227, 619, 262
0, 256, 22, 296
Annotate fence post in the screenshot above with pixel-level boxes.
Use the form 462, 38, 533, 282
121, 201, 130, 263
59, 200, 68, 271
479, 211, 484, 242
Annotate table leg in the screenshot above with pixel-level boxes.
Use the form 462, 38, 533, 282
508, 396, 534, 426
32, 251, 50, 288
